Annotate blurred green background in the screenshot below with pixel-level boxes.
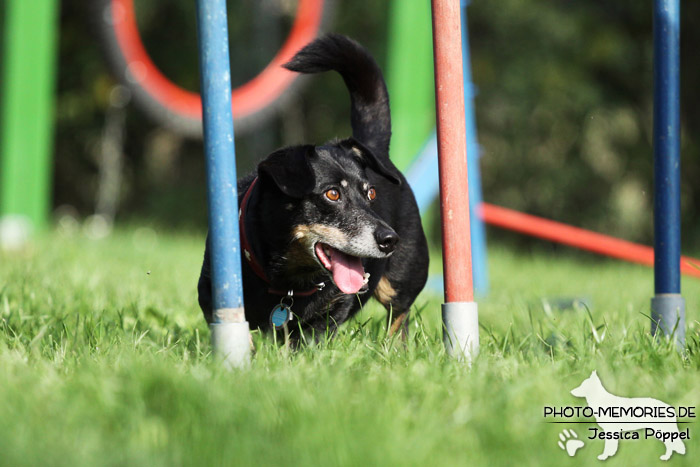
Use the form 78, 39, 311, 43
3, 0, 699, 249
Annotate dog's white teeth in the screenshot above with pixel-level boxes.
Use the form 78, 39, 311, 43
362, 272, 370, 284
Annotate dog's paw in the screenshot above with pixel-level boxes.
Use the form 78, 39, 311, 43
557, 429, 584, 457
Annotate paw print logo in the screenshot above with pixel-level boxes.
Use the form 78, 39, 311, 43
558, 429, 584, 457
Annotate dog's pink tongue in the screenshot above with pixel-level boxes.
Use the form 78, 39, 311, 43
329, 248, 365, 294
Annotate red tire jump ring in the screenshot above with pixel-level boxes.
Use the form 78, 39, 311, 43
110, 0, 325, 121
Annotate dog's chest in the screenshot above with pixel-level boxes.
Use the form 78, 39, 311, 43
245, 283, 364, 331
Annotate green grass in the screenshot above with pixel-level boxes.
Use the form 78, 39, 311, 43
1, 228, 699, 466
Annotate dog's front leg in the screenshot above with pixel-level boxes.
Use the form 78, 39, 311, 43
388, 310, 409, 339
598, 437, 619, 460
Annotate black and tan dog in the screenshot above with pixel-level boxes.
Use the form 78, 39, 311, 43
198, 34, 428, 337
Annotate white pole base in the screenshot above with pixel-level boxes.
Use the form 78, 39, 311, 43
442, 301, 479, 362
651, 293, 685, 347
210, 320, 251, 369
0, 215, 32, 251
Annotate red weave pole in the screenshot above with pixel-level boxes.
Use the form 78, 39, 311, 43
431, 0, 474, 303
481, 203, 700, 279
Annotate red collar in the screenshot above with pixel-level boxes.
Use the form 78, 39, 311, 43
239, 177, 323, 297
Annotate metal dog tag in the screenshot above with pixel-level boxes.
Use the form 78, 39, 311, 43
270, 304, 292, 331
270, 291, 294, 331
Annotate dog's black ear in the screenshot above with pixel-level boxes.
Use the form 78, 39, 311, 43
341, 138, 402, 185
258, 145, 316, 198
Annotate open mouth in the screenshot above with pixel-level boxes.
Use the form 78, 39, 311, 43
314, 243, 370, 294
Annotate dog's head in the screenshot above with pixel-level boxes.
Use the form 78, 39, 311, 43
570, 370, 601, 398
257, 138, 401, 294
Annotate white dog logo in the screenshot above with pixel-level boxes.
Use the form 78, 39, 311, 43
570, 371, 686, 461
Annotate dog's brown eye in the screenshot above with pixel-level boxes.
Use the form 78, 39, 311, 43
367, 187, 377, 201
325, 189, 341, 201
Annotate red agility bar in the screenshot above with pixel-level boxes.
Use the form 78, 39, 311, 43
431, 0, 474, 303
481, 203, 700, 279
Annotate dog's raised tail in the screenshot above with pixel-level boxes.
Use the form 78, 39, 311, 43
283, 34, 391, 157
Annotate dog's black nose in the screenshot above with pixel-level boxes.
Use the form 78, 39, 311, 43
375, 228, 399, 254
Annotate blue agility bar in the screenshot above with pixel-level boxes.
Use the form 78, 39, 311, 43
406, 132, 439, 214
461, 0, 488, 295
651, 0, 684, 344
196, 0, 250, 367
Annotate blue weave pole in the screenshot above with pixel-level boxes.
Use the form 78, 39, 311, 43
461, 0, 488, 295
196, 0, 250, 366
651, 0, 684, 345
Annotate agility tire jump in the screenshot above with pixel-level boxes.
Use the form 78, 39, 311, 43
96, 0, 331, 137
